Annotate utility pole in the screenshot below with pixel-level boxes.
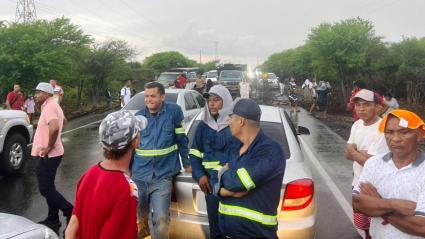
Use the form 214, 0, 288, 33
15, 0, 37, 23
214, 41, 218, 61
199, 49, 202, 64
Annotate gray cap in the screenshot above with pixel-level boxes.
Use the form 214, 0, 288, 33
230, 98, 262, 122
34, 82, 54, 94
99, 110, 147, 150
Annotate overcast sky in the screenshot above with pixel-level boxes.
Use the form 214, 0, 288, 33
1, 0, 425, 67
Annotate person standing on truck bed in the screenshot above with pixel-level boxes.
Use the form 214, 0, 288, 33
132, 81, 191, 239
190, 85, 239, 238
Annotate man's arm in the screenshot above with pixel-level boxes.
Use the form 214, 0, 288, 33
173, 106, 190, 169
345, 144, 370, 166
39, 119, 60, 157
221, 144, 284, 192
189, 125, 211, 194
386, 214, 425, 237
64, 215, 79, 239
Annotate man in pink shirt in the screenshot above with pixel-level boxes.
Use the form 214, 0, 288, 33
32, 82, 73, 231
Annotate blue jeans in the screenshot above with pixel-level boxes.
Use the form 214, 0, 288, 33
135, 177, 172, 239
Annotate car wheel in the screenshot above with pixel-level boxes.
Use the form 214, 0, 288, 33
0, 133, 28, 176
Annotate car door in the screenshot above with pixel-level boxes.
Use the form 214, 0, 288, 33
191, 92, 205, 110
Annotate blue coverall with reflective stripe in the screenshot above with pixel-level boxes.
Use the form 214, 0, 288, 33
218, 130, 285, 239
190, 121, 239, 238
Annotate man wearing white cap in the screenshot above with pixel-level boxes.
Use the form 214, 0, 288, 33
66, 111, 147, 239
32, 82, 73, 230
345, 89, 389, 239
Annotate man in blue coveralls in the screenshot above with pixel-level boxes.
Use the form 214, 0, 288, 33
190, 85, 238, 238
132, 81, 190, 239
216, 98, 286, 239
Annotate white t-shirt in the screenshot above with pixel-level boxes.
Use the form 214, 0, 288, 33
383, 97, 399, 115
354, 152, 425, 239
120, 87, 131, 107
347, 119, 389, 186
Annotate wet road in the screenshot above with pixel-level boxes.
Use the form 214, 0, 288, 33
0, 108, 362, 238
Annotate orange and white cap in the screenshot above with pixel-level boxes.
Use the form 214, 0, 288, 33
379, 109, 425, 137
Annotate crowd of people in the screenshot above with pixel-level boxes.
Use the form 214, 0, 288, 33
4, 74, 424, 239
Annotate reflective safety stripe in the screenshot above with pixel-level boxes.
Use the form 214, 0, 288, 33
136, 144, 178, 157
202, 161, 223, 170
189, 148, 204, 158
218, 202, 278, 226
175, 127, 185, 134
237, 168, 256, 191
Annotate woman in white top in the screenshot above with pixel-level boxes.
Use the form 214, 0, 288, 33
382, 92, 399, 116
239, 78, 251, 99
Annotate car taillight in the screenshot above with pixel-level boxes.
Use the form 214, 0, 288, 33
282, 178, 314, 211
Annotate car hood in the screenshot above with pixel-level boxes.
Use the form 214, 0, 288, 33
0, 110, 27, 119
0, 213, 43, 237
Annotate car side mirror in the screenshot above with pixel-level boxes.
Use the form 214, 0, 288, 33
297, 126, 310, 135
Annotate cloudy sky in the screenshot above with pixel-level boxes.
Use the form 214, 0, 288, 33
1, 0, 425, 67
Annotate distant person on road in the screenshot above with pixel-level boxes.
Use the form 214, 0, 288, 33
32, 82, 73, 231
278, 77, 286, 96
132, 81, 191, 238
382, 92, 399, 116
315, 81, 331, 118
190, 85, 238, 238
193, 74, 205, 93
5, 83, 25, 110
120, 79, 132, 108
353, 109, 425, 238
50, 79, 64, 105
23, 95, 35, 124
304, 78, 318, 113
288, 78, 299, 113
239, 77, 251, 98
177, 73, 187, 88
216, 99, 285, 238
345, 89, 389, 239
206, 78, 214, 92
65, 110, 147, 239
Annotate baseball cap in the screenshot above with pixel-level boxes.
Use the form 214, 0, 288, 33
34, 82, 54, 94
353, 89, 380, 103
230, 98, 262, 122
99, 110, 148, 150
379, 109, 425, 137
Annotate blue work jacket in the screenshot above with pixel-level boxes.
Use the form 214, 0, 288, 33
217, 130, 285, 239
132, 102, 189, 182
189, 121, 239, 185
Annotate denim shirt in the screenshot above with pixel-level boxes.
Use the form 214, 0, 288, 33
189, 121, 239, 184
132, 102, 189, 182
217, 130, 286, 239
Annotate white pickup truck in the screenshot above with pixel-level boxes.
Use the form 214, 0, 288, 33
0, 110, 33, 176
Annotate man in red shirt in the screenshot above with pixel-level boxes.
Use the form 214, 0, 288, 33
177, 74, 187, 88
6, 83, 25, 110
65, 110, 147, 239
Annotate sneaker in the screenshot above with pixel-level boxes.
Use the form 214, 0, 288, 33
38, 217, 62, 229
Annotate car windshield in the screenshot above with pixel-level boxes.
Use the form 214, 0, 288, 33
188, 120, 290, 159
220, 71, 243, 80
158, 73, 179, 84
268, 73, 277, 79
123, 93, 178, 111
207, 71, 218, 78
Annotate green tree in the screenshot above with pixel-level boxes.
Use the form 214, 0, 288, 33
142, 51, 196, 76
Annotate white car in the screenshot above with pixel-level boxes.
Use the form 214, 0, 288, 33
122, 89, 205, 127
169, 105, 316, 239
206, 70, 218, 82
0, 110, 33, 176
0, 213, 58, 239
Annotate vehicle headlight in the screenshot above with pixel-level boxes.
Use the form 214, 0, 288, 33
44, 227, 59, 239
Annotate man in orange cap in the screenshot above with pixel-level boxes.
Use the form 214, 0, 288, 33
353, 109, 425, 238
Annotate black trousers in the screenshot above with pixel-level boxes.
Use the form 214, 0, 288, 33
35, 156, 73, 220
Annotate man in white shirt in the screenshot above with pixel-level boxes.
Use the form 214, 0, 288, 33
49, 79, 64, 104
353, 109, 425, 238
345, 89, 389, 239
120, 79, 132, 108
